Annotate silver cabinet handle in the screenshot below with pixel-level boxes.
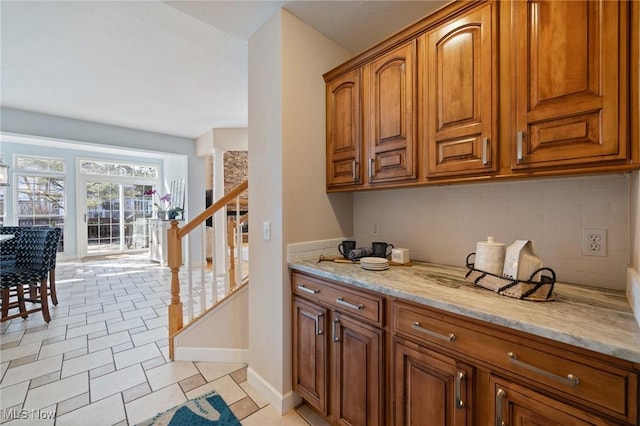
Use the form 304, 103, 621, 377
336, 297, 364, 310
455, 371, 465, 409
495, 388, 506, 426
352, 160, 357, 181
508, 352, 579, 386
516, 131, 525, 161
315, 313, 324, 335
368, 158, 374, 178
297, 284, 319, 295
412, 321, 456, 342
332, 318, 340, 342
482, 137, 489, 165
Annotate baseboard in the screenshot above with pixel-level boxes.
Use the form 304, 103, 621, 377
173, 347, 249, 363
247, 367, 302, 415
627, 267, 640, 327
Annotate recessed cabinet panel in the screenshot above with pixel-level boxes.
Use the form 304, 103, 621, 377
327, 69, 361, 188
292, 298, 328, 414
513, 0, 626, 168
365, 41, 417, 183
425, 3, 496, 177
332, 313, 383, 426
395, 339, 473, 426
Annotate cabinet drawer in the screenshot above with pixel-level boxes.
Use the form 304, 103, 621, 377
292, 273, 383, 326
394, 301, 638, 421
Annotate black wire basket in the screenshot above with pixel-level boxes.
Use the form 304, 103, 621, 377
465, 253, 556, 301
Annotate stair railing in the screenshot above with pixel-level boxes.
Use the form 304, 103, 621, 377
166, 179, 248, 359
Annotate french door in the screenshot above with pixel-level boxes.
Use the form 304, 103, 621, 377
80, 181, 153, 257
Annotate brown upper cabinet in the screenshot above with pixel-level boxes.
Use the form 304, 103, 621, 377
363, 40, 418, 185
324, 0, 639, 192
326, 69, 362, 188
509, 0, 628, 170
423, 2, 497, 177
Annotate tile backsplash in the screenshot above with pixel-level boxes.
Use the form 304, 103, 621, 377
353, 174, 631, 290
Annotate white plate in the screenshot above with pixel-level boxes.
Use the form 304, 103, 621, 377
361, 265, 389, 271
360, 257, 388, 265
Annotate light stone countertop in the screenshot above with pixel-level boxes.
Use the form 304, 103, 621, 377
289, 259, 640, 364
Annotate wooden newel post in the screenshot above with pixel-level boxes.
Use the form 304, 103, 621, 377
228, 216, 236, 290
167, 219, 183, 360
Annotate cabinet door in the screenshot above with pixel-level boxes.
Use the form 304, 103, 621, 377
293, 297, 329, 414
364, 41, 417, 184
512, 0, 627, 169
492, 377, 611, 425
424, 3, 496, 177
331, 312, 384, 426
327, 69, 362, 188
394, 340, 473, 426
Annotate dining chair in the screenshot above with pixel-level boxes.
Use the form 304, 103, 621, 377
0, 227, 61, 322
0, 226, 23, 263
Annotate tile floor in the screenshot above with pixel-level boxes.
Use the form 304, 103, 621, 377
0, 254, 309, 425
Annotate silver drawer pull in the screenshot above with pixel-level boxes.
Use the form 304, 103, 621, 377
412, 321, 456, 342
508, 352, 579, 386
315, 313, 324, 336
516, 131, 525, 161
332, 318, 340, 342
297, 284, 319, 295
352, 160, 357, 181
455, 371, 465, 409
336, 297, 364, 310
495, 388, 506, 426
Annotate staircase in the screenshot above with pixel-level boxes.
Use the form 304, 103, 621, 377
165, 180, 248, 360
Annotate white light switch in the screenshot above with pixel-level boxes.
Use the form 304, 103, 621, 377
263, 221, 271, 241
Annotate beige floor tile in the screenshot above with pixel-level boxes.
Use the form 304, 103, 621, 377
45, 313, 87, 329
241, 405, 308, 426
56, 393, 126, 426
55, 391, 90, 416
185, 375, 246, 405
38, 336, 86, 360
145, 361, 198, 391
0, 381, 29, 410
230, 396, 259, 420
196, 361, 247, 382
29, 371, 61, 389
113, 343, 162, 369
130, 327, 167, 347
60, 348, 113, 378
125, 383, 186, 425
87, 331, 131, 353
178, 373, 206, 393
122, 381, 152, 404
65, 322, 106, 339
106, 317, 145, 335
1, 355, 62, 387
23, 372, 88, 412
89, 364, 146, 402
0, 342, 41, 363
0, 362, 8, 380
86, 310, 122, 325
0, 330, 25, 344
19, 327, 66, 346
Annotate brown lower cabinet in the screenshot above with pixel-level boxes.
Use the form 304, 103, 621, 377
292, 271, 639, 425
292, 272, 386, 426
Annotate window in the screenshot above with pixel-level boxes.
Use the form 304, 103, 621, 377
15, 155, 66, 252
79, 160, 158, 178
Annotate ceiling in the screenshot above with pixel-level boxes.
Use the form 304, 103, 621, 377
0, 1, 448, 140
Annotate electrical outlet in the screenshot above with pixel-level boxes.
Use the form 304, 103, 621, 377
371, 221, 380, 237
582, 228, 607, 257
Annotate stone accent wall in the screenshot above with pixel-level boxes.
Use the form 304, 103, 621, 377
224, 150, 248, 211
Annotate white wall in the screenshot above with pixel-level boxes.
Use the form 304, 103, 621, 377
354, 174, 631, 289
247, 9, 352, 414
